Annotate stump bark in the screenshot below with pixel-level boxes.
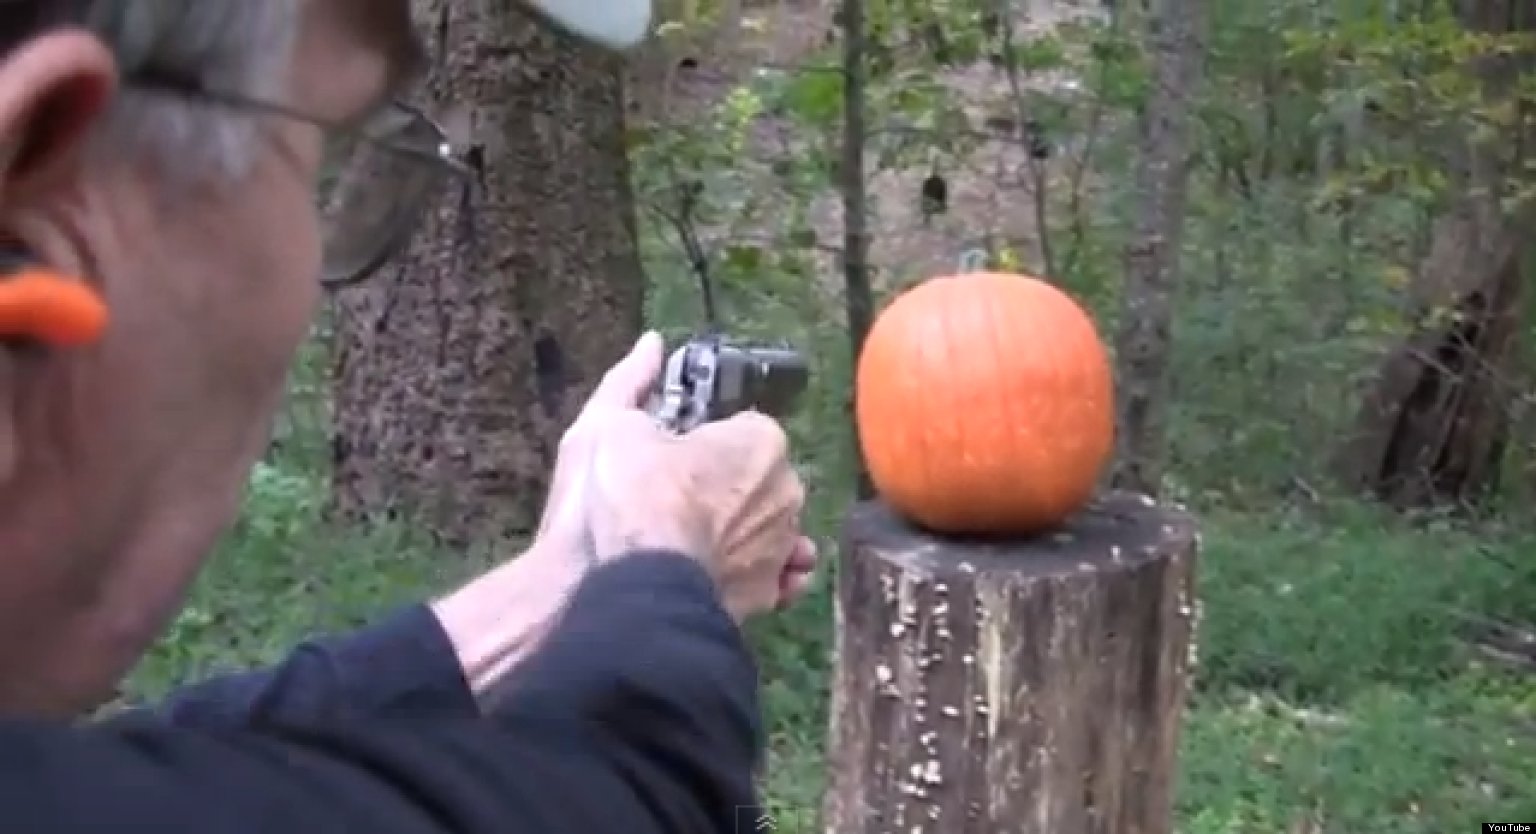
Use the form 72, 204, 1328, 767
824, 492, 1199, 834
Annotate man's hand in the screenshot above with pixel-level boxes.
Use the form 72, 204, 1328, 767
544, 330, 817, 620
584, 407, 811, 621
432, 331, 817, 700
534, 331, 669, 560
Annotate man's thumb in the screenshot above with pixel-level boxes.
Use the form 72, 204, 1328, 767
590, 330, 666, 408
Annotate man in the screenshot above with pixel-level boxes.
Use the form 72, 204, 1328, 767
0, 1, 817, 832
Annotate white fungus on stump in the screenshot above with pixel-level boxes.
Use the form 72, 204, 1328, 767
823, 492, 1200, 834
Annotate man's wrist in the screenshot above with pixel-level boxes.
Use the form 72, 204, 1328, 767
429, 540, 588, 703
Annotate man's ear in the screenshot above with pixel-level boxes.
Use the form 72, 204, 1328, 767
0, 30, 116, 191
0, 31, 116, 482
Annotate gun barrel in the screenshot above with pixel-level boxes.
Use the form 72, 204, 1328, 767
742, 347, 808, 417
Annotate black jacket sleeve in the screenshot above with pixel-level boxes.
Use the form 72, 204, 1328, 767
141, 605, 479, 728
0, 551, 763, 834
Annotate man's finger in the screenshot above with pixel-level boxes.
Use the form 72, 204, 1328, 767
693, 409, 790, 462
589, 330, 666, 408
786, 536, 818, 571
776, 538, 819, 610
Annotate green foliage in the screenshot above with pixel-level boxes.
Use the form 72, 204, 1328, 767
1195, 503, 1536, 704
132, 471, 477, 701
129, 457, 490, 703
1179, 678, 1536, 833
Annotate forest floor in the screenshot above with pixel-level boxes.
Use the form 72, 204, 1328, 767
122, 4, 1536, 834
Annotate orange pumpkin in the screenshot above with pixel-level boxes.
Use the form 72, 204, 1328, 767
855, 271, 1114, 535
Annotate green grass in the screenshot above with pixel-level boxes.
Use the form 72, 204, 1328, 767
126, 435, 1536, 834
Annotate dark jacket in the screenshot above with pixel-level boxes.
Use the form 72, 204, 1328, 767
0, 550, 763, 833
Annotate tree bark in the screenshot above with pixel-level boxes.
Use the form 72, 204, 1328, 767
824, 493, 1199, 834
1108, 0, 1204, 495
1334, 204, 1527, 507
840, 0, 876, 499
328, 0, 644, 548
1334, 0, 1535, 508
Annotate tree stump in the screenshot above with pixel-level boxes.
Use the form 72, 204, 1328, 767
823, 492, 1199, 834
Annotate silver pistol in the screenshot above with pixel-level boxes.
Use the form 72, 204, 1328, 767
649, 335, 809, 433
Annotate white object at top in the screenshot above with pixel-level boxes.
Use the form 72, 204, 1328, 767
524, 0, 653, 49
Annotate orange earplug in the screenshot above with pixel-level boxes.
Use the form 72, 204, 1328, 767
0, 267, 107, 347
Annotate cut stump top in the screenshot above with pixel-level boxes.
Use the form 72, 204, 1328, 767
843, 491, 1197, 579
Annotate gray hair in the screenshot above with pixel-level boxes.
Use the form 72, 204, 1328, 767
4, 0, 302, 180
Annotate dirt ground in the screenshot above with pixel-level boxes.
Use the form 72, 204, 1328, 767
627, 0, 1105, 292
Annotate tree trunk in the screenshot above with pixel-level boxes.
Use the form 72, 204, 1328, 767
840, 0, 876, 499
1108, 0, 1204, 495
1334, 0, 1535, 508
1335, 205, 1526, 508
328, 0, 644, 548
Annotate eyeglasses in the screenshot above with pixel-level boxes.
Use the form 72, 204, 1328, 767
315, 100, 471, 288
122, 78, 470, 288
